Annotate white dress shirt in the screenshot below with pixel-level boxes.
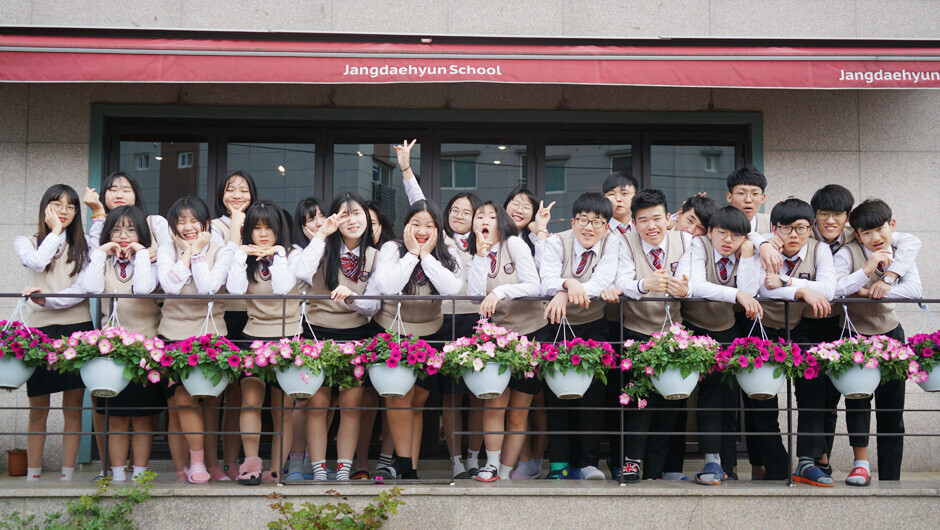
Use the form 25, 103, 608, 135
227, 247, 302, 296
540, 233, 619, 297
293, 237, 380, 316
467, 236, 541, 300
82, 248, 158, 297
748, 215, 768, 248
834, 245, 923, 299
89, 214, 173, 251
372, 240, 463, 296
615, 231, 692, 300
403, 177, 426, 205
14, 232, 67, 272
608, 217, 635, 234
157, 240, 235, 295
684, 238, 761, 303
757, 242, 836, 301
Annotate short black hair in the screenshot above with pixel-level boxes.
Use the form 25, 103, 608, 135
708, 206, 751, 236
810, 184, 855, 214
215, 170, 258, 218
243, 200, 290, 283
726, 165, 767, 192
681, 195, 719, 228
167, 196, 212, 237
100, 205, 152, 248
770, 198, 814, 227
630, 188, 668, 220
850, 199, 892, 232
602, 171, 639, 194
572, 192, 613, 222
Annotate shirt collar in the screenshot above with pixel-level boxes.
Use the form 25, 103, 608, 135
712, 248, 736, 265
783, 244, 809, 263
573, 236, 601, 256
640, 238, 665, 255
861, 244, 893, 259
609, 217, 634, 233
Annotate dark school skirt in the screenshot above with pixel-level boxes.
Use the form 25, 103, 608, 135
95, 381, 167, 417
26, 321, 94, 398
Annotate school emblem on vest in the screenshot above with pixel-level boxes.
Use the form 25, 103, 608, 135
799, 273, 810, 280
670, 262, 678, 273
504, 262, 515, 274
359, 271, 370, 281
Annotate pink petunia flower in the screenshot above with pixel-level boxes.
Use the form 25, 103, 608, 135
147, 370, 161, 384
619, 393, 631, 406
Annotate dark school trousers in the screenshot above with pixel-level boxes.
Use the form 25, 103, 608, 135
545, 318, 608, 468
683, 323, 741, 458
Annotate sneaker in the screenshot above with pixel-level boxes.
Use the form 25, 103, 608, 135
580, 465, 605, 480
792, 465, 834, 487
546, 466, 576, 480
475, 464, 500, 482
452, 470, 472, 480
373, 465, 397, 480
620, 461, 641, 482
662, 472, 689, 481
845, 466, 870, 487
284, 471, 305, 482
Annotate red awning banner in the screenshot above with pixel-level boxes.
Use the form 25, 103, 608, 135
1, 34, 938, 88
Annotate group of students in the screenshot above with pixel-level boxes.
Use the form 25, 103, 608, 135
14, 138, 922, 487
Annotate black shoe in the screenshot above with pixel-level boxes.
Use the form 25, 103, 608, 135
402, 469, 418, 480
817, 462, 833, 476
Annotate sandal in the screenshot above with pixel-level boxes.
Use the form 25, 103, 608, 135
694, 462, 726, 486
237, 457, 263, 486
792, 465, 834, 487
350, 470, 371, 481
475, 464, 500, 483
846, 466, 870, 487
186, 464, 211, 484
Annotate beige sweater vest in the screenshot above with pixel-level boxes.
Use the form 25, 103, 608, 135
24, 237, 91, 328
212, 217, 246, 313
243, 263, 302, 339
620, 231, 686, 336
158, 244, 228, 340
103, 258, 161, 337
761, 239, 820, 331
487, 241, 547, 336
305, 246, 377, 330
680, 236, 739, 332
841, 241, 900, 336
556, 230, 608, 326
373, 243, 445, 338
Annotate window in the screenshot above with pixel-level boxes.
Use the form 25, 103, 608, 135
543, 143, 632, 232
651, 141, 737, 212
118, 140, 209, 215
134, 153, 149, 170
226, 142, 316, 214
545, 159, 566, 193
440, 143, 525, 208
441, 156, 477, 189
372, 161, 393, 187
177, 151, 193, 169
703, 153, 719, 173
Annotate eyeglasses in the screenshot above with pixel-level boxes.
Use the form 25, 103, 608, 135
713, 229, 745, 242
50, 202, 77, 214
508, 201, 533, 213
110, 226, 137, 237
733, 190, 764, 200
775, 224, 811, 235
574, 217, 607, 229
449, 208, 473, 219
815, 211, 848, 221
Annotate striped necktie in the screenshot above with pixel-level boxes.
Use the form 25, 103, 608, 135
340, 253, 360, 280
259, 257, 271, 279
575, 250, 593, 276
415, 264, 428, 285
488, 251, 498, 274
876, 261, 886, 276
117, 259, 130, 279
617, 225, 629, 235
459, 237, 468, 251
784, 258, 800, 275
650, 248, 664, 270
717, 257, 730, 282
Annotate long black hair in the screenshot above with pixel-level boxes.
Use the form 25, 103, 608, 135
398, 200, 460, 295
167, 196, 211, 238
100, 206, 153, 248
467, 201, 519, 258
443, 192, 482, 238
323, 192, 374, 291
242, 200, 290, 283
101, 172, 147, 214
366, 199, 396, 249
215, 169, 258, 218
36, 184, 88, 277
292, 196, 324, 248
503, 186, 539, 255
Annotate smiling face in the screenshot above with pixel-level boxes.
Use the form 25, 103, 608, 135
104, 176, 136, 210
505, 193, 534, 231
174, 209, 205, 242
856, 220, 895, 253
304, 206, 326, 235
473, 205, 500, 245
408, 210, 437, 246
338, 201, 368, 246
772, 220, 813, 257
674, 209, 706, 236
48, 196, 77, 229
110, 216, 140, 247
448, 197, 473, 235
634, 205, 669, 246
251, 221, 275, 249
222, 176, 252, 216
571, 212, 607, 248
708, 227, 746, 257
814, 210, 848, 242
727, 184, 766, 220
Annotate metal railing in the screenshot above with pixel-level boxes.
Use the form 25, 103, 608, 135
2, 291, 938, 486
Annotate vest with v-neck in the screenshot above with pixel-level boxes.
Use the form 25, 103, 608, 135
556, 230, 608, 326
305, 246, 377, 330
212, 217, 246, 313
23, 236, 91, 328
244, 255, 302, 339
620, 231, 686, 336
841, 240, 900, 336
103, 256, 161, 337
374, 242, 446, 338
680, 236, 740, 332
158, 243, 228, 340
761, 239, 821, 331
485, 239, 547, 336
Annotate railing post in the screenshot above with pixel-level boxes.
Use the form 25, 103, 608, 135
784, 301, 793, 486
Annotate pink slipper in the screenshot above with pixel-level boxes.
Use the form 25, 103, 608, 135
208, 465, 231, 481
237, 457, 263, 486
186, 464, 210, 484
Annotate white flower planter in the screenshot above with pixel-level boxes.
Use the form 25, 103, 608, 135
650, 367, 699, 400
917, 366, 940, 393
462, 362, 511, 399
545, 368, 594, 400
277, 365, 325, 399
368, 364, 416, 398
182, 370, 230, 399
79, 357, 131, 398
829, 365, 882, 399
735, 365, 786, 401
0, 356, 35, 390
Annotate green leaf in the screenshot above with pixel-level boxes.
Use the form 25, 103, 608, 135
497, 364, 507, 376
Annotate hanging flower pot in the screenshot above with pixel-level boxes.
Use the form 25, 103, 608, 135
0, 355, 36, 390
368, 363, 416, 398
276, 365, 325, 399
79, 357, 131, 398
735, 365, 786, 401
829, 365, 882, 399
917, 366, 940, 392
462, 362, 511, 399
182, 370, 230, 399
650, 367, 699, 400
545, 369, 594, 400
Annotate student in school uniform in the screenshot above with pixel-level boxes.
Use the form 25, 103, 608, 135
395, 139, 485, 479
669, 194, 719, 237
467, 201, 548, 482
834, 199, 922, 485
209, 170, 259, 479
678, 206, 763, 485
226, 200, 302, 485
504, 186, 553, 259
84, 206, 164, 482
157, 195, 237, 484
84, 171, 174, 256
611, 188, 692, 482
725, 165, 784, 273
371, 199, 463, 480
15, 184, 93, 482
756, 198, 836, 485
294, 192, 381, 481
540, 192, 620, 480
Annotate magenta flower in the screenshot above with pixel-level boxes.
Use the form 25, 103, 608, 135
187, 353, 199, 366
227, 354, 240, 368
179, 342, 192, 354
924, 348, 934, 358
571, 354, 582, 365
601, 353, 614, 366
426, 365, 438, 376
738, 355, 749, 368
753, 357, 764, 369
161, 355, 174, 367
354, 365, 365, 379
804, 366, 818, 379
542, 349, 558, 362
407, 354, 418, 365
386, 358, 399, 368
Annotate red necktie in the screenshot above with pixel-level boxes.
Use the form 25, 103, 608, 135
459, 237, 468, 251
575, 251, 593, 276
488, 251, 497, 274
784, 258, 800, 275
717, 257, 730, 282
650, 248, 664, 270
876, 261, 886, 276
617, 225, 628, 235
117, 260, 129, 279
340, 253, 360, 280
415, 264, 428, 285
259, 257, 271, 279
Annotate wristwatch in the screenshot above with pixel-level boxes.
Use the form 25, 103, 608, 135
780, 274, 791, 287
882, 275, 896, 286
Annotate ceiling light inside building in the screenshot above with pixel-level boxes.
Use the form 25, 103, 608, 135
154, 156, 163, 161
357, 151, 363, 156
277, 165, 286, 175
493, 160, 501, 165
498, 146, 507, 150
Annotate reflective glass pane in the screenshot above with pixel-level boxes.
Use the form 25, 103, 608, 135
651, 142, 736, 212
333, 143, 420, 233
226, 142, 316, 214
543, 144, 632, 233
440, 143, 526, 209
118, 140, 209, 216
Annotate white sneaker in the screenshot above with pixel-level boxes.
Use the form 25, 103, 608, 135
580, 465, 605, 480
